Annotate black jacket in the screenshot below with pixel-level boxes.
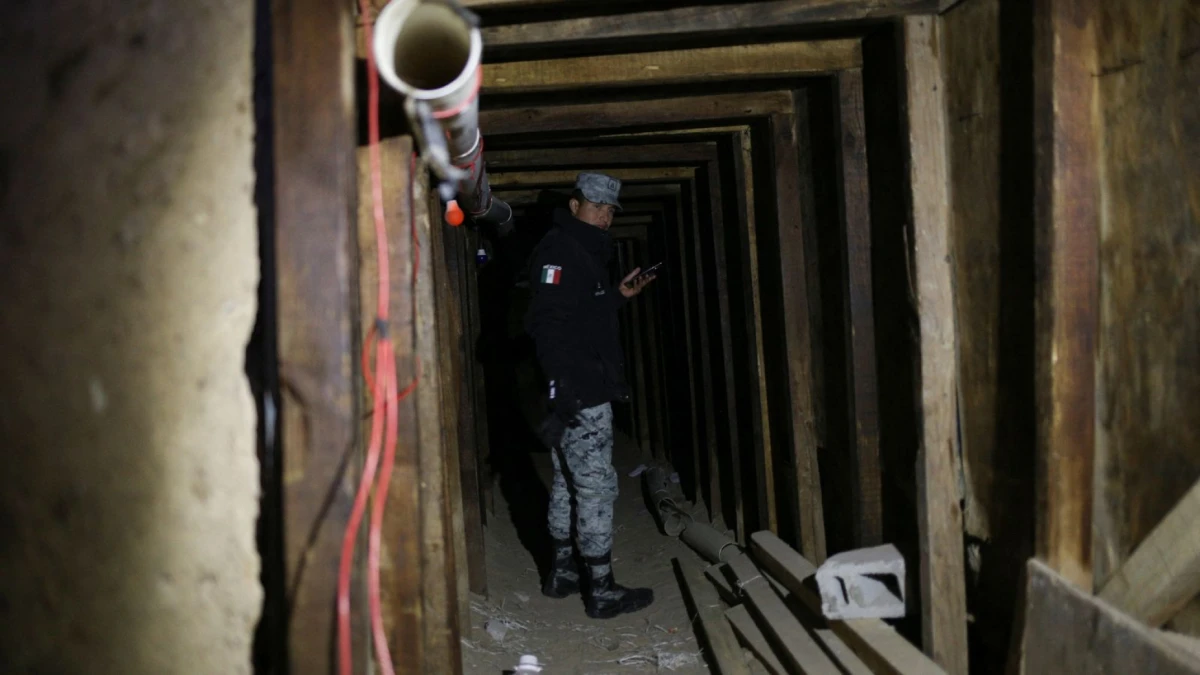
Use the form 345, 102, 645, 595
525, 209, 629, 408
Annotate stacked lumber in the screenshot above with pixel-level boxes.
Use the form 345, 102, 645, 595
676, 530, 947, 675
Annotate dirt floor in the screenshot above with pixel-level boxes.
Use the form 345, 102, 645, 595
460, 433, 716, 674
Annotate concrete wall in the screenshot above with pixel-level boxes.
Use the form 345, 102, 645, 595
0, 1, 262, 672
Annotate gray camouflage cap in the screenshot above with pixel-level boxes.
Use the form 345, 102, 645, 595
575, 172, 623, 211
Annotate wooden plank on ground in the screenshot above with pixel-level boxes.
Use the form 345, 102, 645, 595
481, 0, 939, 54
479, 91, 794, 136
767, 113, 826, 562
1022, 558, 1200, 674
483, 41, 861, 93
675, 558, 752, 675
1099, 478, 1200, 627
833, 68, 883, 547
727, 605, 788, 675
707, 563, 739, 607
726, 551, 841, 674
902, 15, 969, 675
274, 0, 360, 668
750, 531, 945, 675
1032, 0, 1100, 589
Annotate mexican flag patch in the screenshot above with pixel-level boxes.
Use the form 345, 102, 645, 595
540, 265, 562, 285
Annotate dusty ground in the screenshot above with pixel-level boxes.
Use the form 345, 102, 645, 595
460, 433, 715, 675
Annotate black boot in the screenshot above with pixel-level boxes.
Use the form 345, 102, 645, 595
583, 552, 654, 619
541, 538, 581, 598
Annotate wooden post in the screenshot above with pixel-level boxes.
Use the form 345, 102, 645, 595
833, 68, 884, 548
1032, 0, 1099, 589
903, 15, 969, 674
765, 113, 827, 562
272, 0, 359, 669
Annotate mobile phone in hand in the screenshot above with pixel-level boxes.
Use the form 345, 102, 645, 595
625, 261, 663, 288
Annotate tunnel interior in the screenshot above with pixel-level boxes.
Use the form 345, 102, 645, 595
425, 16, 964, 673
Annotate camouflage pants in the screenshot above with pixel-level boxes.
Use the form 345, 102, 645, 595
547, 403, 617, 558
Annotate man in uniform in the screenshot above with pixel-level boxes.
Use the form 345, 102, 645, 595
525, 172, 657, 619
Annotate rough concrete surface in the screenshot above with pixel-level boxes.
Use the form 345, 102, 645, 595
0, 1, 261, 672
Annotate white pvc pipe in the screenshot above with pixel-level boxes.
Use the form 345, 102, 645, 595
372, 0, 512, 232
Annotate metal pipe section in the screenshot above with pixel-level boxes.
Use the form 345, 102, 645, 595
641, 466, 741, 564
372, 0, 514, 236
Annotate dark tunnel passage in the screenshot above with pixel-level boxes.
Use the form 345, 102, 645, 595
450, 42, 940, 657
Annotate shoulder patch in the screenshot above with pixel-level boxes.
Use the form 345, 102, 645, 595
540, 264, 563, 285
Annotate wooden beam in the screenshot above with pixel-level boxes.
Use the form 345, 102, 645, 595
675, 558, 752, 675
481, 0, 939, 55
1032, 0, 1100, 589
726, 551, 842, 674
766, 112, 826, 562
902, 15, 968, 675
479, 91, 794, 136
731, 128, 778, 544
485, 143, 719, 169
273, 0, 359, 669
833, 68, 883, 548
489, 167, 697, 187
1098, 478, 1200, 627
1021, 558, 1200, 674
483, 41, 861, 93
727, 604, 788, 675
750, 531, 946, 675
356, 138, 423, 671
442, 225, 488, 597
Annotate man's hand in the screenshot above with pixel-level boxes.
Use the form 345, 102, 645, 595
619, 267, 656, 298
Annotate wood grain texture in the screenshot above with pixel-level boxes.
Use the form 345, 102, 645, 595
1032, 0, 1100, 589
479, 91, 794, 137
485, 143, 718, 169
1021, 558, 1200, 675
357, 138, 422, 672
834, 69, 883, 548
903, 15, 969, 675
482, 41, 861, 93
274, 0, 360, 669
732, 129, 779, 544
1091, 0, 1200, 609
749, 531, 946, 675
675, 558, 752, 675
429, 182, 471, 638
765, 113, 827, 562
490, 167, 697, 187
1098, 478, 1200, 627
481, 0, 938, 55
727, 605, 788, 675
726, 551, 842, 674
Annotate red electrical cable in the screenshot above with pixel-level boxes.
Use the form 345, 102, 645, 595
337, 1, 422, 674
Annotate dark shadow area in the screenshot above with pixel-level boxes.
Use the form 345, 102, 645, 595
249, 0, 285, 671
861, 23, 923, 647
475, 192, 561, 579
969, 2, 1037, 672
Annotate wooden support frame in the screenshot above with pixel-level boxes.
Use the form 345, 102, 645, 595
271, 0, 360, 669
832, 68, 883, 548
480, 0, 937, 57
902, 15, 969, 674
1032, 0, 1100, 589
1021, 558, 1200, 674
482, 40, 862, 93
